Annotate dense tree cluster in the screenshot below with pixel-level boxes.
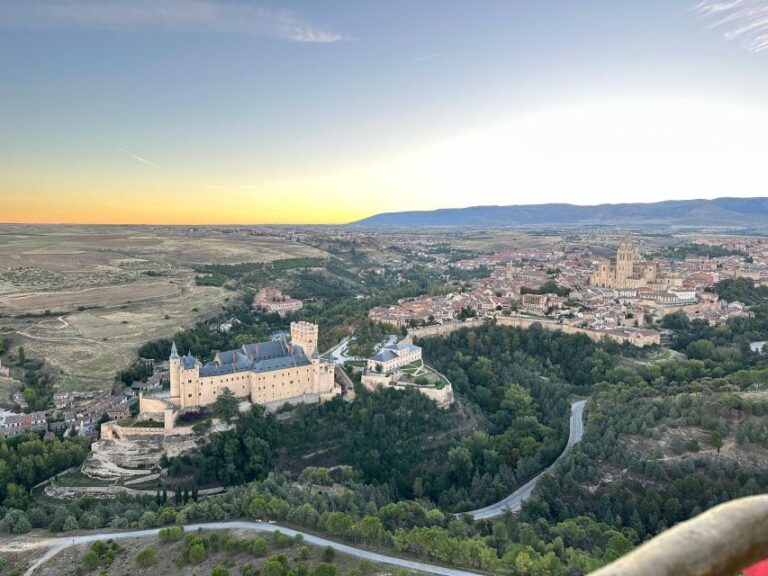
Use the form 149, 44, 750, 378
649, 243, 746, 261
16, 347, 56, 411
713, 277, 768, 306
0, 432, 89, 510
520, 280, 571, 298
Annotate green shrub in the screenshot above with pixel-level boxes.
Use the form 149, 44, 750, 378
135, 547, 156, 567
188, 542, 206, 565
159, 525, 184, 542
313, 563, 338, 576
61, 515, 80, 532
82, 550, 100, 571
248, 538, 268, 557
271, 530, 293, 548
264, 559, 288, 576
1, 509, 31, 534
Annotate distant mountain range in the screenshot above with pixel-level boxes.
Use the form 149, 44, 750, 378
351, 197, 768, 228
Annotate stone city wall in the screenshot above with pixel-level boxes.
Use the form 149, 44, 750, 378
408, 316, 658, 347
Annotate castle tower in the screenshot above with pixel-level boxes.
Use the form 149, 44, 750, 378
291, 321, 319, 356
169, 340, 180, 397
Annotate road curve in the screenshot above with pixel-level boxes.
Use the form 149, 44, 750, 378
464, 399, 586, 520
23, 521, 484, 576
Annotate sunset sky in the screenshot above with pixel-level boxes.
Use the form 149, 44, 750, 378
2, 0, 768, 224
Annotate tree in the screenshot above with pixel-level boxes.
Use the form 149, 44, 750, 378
710, 431, 723, 454
213, 388, 239, 423
188, 542, 206, 564
82, 550, 100, 571
211, 566, 229, 576
62, 516, 79, 532
322, 546, 336, 563
313, 563, 338, 576
264, 559, 288, 576
3, 483, 29, 510
1, 509, 31, 535
356, 516, 386, 547
325, 512, 353, 537
135, 547, 156, 567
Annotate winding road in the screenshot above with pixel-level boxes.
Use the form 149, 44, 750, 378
22, 522, 484, 576
18, 400, 587, 575
464, 399, 587, 520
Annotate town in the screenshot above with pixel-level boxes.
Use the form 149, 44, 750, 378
2, 231, 765, 441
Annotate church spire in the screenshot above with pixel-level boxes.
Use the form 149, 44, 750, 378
170, 340, 179, 360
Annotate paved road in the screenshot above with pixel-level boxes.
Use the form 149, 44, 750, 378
464, 399, 587, 520
23, 522, 484, 576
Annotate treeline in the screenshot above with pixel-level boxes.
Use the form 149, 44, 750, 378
17, 347, 56, 411
662, 305, 768, 362
714, 277, 768, 306
116, 359, 153, 386
0, 432, 89, 510
194, 257, 329, 288
1, 471, 626, 574
520, 280, 571, 298
649, 243, 746, 261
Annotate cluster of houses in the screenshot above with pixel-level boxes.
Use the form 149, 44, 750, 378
366, 235, 767, 347
0, 391, 134, 439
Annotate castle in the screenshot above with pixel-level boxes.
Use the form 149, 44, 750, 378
140, 321, 338, 419
590, 236, 660, 289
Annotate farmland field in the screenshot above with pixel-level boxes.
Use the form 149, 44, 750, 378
0, 225, 329, 394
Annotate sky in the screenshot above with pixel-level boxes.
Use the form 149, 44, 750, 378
1, 0, 768, 224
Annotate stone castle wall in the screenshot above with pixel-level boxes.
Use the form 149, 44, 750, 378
360, 372, 454, 408
100, 420, 194, 439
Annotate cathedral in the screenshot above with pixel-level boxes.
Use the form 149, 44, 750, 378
163, 321, 337, 410
590, 236, 660, 289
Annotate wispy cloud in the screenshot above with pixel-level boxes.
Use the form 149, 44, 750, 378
694, 0, 768, 53
0, 0, 343, 43
413, 52, 442, 63
119, 148, 158, 168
